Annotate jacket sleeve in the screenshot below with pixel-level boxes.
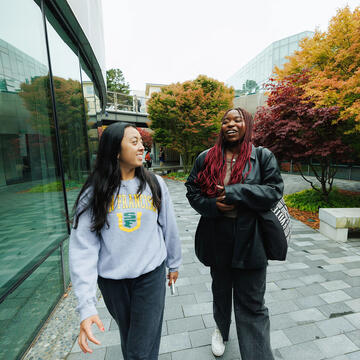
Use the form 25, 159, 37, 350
157, 176, 182, 272
224, 148, 284, 211
185, 152, 222, 218
69, 200, 100, 323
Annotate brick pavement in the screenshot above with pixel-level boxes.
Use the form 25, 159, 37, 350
64, 177, 360, 360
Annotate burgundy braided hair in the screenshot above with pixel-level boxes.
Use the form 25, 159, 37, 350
196, 107, 253, 197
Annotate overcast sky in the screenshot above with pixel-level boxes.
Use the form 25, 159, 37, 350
102, 0, 359, 92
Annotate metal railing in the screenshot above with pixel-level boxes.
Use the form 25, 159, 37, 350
280, 161, 360, 181
106, 91, 149, 114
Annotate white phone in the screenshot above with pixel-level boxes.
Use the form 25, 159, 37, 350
169, 271, 176, 295
170, 281, 176, 295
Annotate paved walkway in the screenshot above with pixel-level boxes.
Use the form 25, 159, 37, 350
24, 175, 360, 360
281, 174, 360, 195
63, 177, 360, 360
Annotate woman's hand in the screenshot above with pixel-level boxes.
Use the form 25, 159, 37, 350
78, 314, 104, 353
167, 271, 179, 286
216, 185, 236, 212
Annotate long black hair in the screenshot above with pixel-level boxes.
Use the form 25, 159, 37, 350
73, 122, 161, 234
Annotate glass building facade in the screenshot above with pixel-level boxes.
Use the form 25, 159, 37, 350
0, 1, 105, 358
227, 31, 314, 91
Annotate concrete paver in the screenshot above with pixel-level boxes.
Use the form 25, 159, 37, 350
24, 175, 360, 359
68, 177, 360, 359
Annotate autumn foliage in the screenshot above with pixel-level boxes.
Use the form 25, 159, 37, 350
19, 75, 89, 181
253, 72, 354, 199
137, 127, 153, 151
275, 6, 360, 135
147, 75, 234, 171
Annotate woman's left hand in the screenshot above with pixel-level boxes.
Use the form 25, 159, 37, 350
167, 271, 178, 286
216, 185, 225, 197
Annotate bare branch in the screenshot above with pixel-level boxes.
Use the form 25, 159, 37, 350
295, 163, 321, 192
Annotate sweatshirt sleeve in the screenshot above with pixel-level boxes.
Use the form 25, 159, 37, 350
157, 176, 182, 272
69, 202, 100, 323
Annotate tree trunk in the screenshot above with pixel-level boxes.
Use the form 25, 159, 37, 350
181, 151, 193, 174
309, 159, 336, 203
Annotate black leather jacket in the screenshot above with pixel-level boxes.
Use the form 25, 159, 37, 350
185, 145, 284, 269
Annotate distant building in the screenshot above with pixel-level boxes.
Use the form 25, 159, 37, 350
227, 31, 314, 93
145, 83, 167, 98
233, 92, 269, 116
83, 80, 101, 119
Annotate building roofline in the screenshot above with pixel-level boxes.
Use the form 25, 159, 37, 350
227, 30, 315, 84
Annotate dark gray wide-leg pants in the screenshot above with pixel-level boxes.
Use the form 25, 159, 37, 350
210, 266, 274, 360
98, 262, 166, 360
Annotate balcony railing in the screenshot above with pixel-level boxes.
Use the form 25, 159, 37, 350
106, 91, 148, 114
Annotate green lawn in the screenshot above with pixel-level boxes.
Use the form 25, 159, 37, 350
26, 180, 82, 193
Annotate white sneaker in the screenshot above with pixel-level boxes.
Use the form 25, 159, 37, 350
211, 328, 225, 356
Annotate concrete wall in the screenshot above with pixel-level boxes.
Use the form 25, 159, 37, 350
233, 92, 268, 116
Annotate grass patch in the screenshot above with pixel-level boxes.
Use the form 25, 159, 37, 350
284, 188, 360, 212
27, 180, 82, 193
166, 171, 190, 182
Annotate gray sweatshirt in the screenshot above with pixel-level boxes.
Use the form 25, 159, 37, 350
69, 175, 182, 322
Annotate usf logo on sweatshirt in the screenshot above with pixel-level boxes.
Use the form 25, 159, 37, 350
116, 212, 142, 232
109, 193, 157, 232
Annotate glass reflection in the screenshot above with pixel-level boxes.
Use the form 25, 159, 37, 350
45, 9, 90, 210
80, 62, 99, 168
0, 247, 63, 359
63, 238, 70, 287
0, 0, 67, 299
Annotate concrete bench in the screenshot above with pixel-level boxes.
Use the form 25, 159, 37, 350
319, 208, 360, 242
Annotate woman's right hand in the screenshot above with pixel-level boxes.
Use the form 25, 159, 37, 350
216, 185, 236, 212
78, 314, 104, 353
216, 196, 236, 212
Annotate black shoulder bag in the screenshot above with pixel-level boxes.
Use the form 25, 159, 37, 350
257, 147, 291, 261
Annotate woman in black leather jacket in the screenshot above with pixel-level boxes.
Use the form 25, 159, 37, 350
185, 107, 283, 360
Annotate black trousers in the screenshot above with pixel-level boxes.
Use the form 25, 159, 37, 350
98, 262, 166, 360
211, 218, 274, 360
211, 266, 274, 360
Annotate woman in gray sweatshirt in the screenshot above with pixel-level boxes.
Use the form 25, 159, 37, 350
69, 122, 182, 359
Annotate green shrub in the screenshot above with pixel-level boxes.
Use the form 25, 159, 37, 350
27, 180, 82, 193
284, 188, 360, 212
166, 171, 189, 182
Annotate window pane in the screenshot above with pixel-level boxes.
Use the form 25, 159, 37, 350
45, 9, 90, 210
0, 0, 67, 300
80, 62, 99, 168
0, 247, 63, 359
280, 44, 289, 60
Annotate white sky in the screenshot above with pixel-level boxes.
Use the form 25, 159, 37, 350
102, 0, 359, 92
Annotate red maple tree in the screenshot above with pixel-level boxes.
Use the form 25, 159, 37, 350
253, 71, 354, 199
137, 127, 153, 151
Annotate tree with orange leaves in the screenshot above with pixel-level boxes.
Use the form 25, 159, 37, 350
147, 75, 233, 171
275, 6, 360, 154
